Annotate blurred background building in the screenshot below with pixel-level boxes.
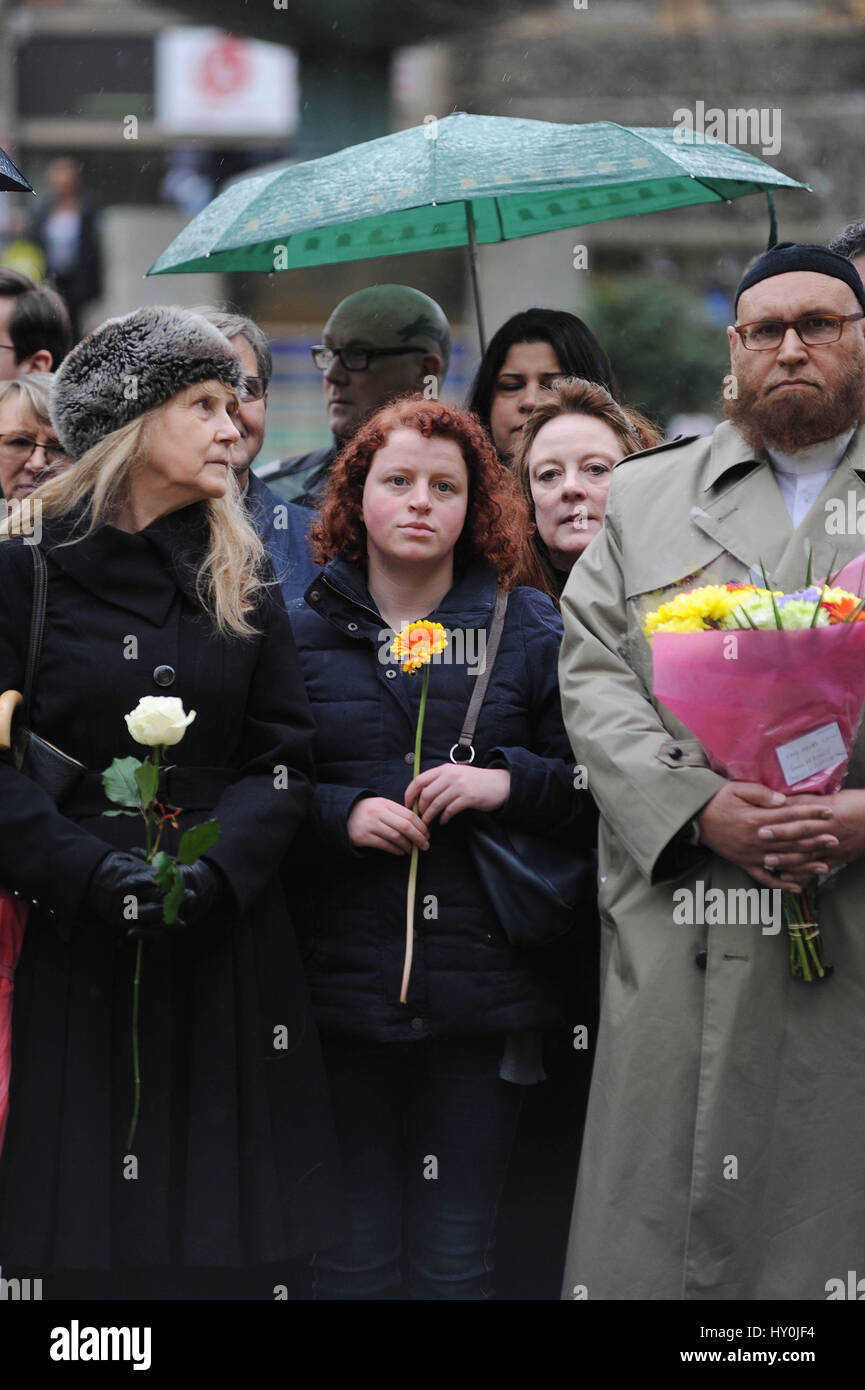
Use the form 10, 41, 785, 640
1, 0, 864, 456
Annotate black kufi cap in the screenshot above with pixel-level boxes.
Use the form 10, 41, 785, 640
735, 242, 865, 314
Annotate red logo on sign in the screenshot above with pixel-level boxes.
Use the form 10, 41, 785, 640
199, 38, 251, 98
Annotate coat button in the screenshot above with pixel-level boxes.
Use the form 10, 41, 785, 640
347, 621, 358, 632
695, 947, 707, 970
404, 752, 414, 764
309, 590, 320, 602
386, 670, 397, 679
667, 746, 683, 760
410, 1017, 424, 1031
153, 665, 175, 687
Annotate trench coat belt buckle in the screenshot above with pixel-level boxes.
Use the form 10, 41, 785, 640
62, 766, 236, 817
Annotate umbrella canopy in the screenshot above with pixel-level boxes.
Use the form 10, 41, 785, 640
147, 114, 808, 278
0, 147, 33, 194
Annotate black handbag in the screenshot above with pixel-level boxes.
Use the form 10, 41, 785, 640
453, 591, 593, 950
0, 545, 86, 805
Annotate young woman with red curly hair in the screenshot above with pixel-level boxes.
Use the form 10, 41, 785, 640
288, 395, 596, 1301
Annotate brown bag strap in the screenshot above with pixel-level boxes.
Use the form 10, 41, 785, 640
449, 590, 509, 764
23, 545, 47, 727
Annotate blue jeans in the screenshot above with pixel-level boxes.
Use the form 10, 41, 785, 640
312, 1035, 525, 1301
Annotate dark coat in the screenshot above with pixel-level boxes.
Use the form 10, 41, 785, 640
245, 468, 319, 606
0, 504, 342, 1272
257, 445, 337, 511
289, 556, 597, 1041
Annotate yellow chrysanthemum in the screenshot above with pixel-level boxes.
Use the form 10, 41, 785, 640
391, 620, 449, 673
643, 585, 780, 638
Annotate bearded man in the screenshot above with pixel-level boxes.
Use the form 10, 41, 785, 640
558, 243, 865, 1300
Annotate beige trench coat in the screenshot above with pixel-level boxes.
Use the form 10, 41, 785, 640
559, 420, 865, 1301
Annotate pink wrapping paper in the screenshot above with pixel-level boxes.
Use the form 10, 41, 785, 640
653, 624, 865, 794
830, 552, 865, 597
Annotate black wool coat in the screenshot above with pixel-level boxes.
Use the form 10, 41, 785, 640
287, 557, 598, 1042
0, 504, 342, 1273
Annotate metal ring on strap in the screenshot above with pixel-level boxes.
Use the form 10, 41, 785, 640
449, 743, 475, 764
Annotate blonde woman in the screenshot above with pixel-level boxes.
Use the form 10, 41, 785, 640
0, 375, 72, 508
512, 378, 662, 605
0, 307, 340, 1297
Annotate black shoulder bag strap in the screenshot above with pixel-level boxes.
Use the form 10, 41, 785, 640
23, 545, 48, 728
449, 590, 509, 764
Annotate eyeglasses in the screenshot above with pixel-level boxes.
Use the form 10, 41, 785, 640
311, 345, 426, 373
240, 375, 266, 401
733, 312, 865, 351
0, 433, 70, 467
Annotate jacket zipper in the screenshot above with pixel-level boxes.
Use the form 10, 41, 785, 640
322, 573, 388, 627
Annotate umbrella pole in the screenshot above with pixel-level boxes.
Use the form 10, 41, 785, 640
766, 190, 778, 249
465, 203, 487, 355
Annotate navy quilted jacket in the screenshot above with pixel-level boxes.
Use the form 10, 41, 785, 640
288, 556, 597, 1041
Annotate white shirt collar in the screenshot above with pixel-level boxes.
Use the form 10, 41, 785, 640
767, 428, 854, 477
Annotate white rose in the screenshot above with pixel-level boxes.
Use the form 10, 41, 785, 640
125, 696, 196, 748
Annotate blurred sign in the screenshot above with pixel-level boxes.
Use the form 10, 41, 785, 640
17, 37, 153, 119
155, 29, 299, 136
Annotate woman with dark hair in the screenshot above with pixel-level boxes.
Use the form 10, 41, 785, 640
466, 308, 616, 462
289, 395, 596, 1300
512, 378, 663, 605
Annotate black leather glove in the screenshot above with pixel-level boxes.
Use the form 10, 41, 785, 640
85, 850, 174, 938
176, 859, 226, 927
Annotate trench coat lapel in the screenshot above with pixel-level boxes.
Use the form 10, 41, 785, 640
772, 430, 865, 588
691, 422, 865, 591
691, 423, 793, 581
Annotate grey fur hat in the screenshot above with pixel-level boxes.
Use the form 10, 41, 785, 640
51, 305, 245, 460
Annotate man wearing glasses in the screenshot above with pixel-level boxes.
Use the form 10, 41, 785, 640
0, 268, 73, 379
558, 242, 865, 1301
260, 284, 451, 509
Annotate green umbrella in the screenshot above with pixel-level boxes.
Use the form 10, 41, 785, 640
147, 114, 808, 348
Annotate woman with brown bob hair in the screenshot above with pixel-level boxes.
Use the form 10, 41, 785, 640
512, 377, 663, 605
290, 394, 596, 1301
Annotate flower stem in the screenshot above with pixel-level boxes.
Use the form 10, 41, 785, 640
784, 884, 826, 982
126, 939, 143, 1151
400, 666, 430, 1004
128, 745, 160, 1152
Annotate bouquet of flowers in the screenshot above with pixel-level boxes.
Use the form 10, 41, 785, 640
644, 575, 865, 981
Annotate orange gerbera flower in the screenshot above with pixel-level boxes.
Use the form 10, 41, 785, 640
822, 594, 865, 623
391, 620, 449, 673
